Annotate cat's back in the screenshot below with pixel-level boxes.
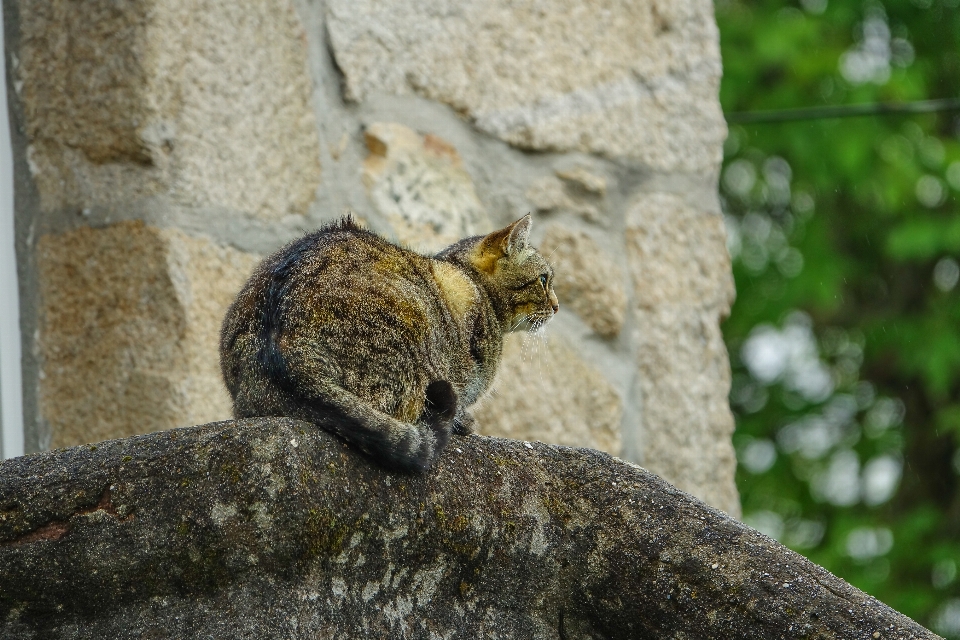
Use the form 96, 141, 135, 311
229, 218, 447, 351
281, 220, 440, 323
220, 217, 447, 405
274, 217, 418, 284
237, 218, 427, 306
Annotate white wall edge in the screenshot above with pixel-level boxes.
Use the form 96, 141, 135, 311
0, 4, 24, 460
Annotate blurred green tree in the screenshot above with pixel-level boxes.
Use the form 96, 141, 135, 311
716, 0, 960, 635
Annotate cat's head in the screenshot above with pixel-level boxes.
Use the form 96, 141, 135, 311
441, 215, 559, 332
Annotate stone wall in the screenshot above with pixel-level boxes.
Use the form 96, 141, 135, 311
5, 0, 739, 514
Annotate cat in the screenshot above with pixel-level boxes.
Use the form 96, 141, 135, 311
219, 214, 558, 472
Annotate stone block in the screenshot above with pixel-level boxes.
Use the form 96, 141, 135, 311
626, 192, 734, 311
328, 0, 725, 172
525, 176, 602, 224
633, 307, 739, 515
554, 166, 607, 197
17, 0, 321, 217
36, 222, 258, 448
474, 333, 622, 456
626, 191, 739, 514
362, 122, 490, 252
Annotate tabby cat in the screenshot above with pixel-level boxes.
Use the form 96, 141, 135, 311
219, 214, 558, 472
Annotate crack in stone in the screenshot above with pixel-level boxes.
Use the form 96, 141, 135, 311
1, 487, 133, 547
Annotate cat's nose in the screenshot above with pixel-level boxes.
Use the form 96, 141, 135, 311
552, 302, 559, 314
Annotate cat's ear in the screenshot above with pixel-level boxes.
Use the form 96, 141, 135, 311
504, 214, 532, 256
473, 215, 533, 272
482, 215, 531, 257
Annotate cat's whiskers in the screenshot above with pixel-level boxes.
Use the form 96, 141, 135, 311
545, 239, 572, 264
526, 322, 543, 384
545, 249, 572, 275
538, 336, 546, 386
527, 314, 553, 386
521, 331, 536, 365
509, 313, 531, 333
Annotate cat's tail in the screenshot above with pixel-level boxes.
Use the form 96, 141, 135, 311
286, 379, 456, 473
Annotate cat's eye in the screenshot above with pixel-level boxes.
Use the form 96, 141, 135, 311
539, 274, 548, 289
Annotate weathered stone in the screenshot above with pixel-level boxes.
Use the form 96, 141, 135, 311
362, 122, 491, 253
633, 306, 739, 515
474, 333, 622, 456
526, 176, 571, 211
554, 166, 607, 197
0, 419, 939, 639
525, 176, 601, 223
627, 192, 734, 311
36, 222, 258, 448
328, 0, 725, 172
17, 0, 321, 218
538, 224, 626, 338
626, 191, 738, 515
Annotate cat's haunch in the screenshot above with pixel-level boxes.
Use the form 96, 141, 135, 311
219, 214, 558, 472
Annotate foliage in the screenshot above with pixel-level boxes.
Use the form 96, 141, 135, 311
716, 0, 960, 635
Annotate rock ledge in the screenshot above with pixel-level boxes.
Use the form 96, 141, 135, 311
0, 419, 939, 639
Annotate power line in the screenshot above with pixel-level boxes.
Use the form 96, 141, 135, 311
725, 97, 960, 124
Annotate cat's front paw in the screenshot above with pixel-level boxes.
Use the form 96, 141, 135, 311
453, 409, 476, 435
423, 380, 455, 456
